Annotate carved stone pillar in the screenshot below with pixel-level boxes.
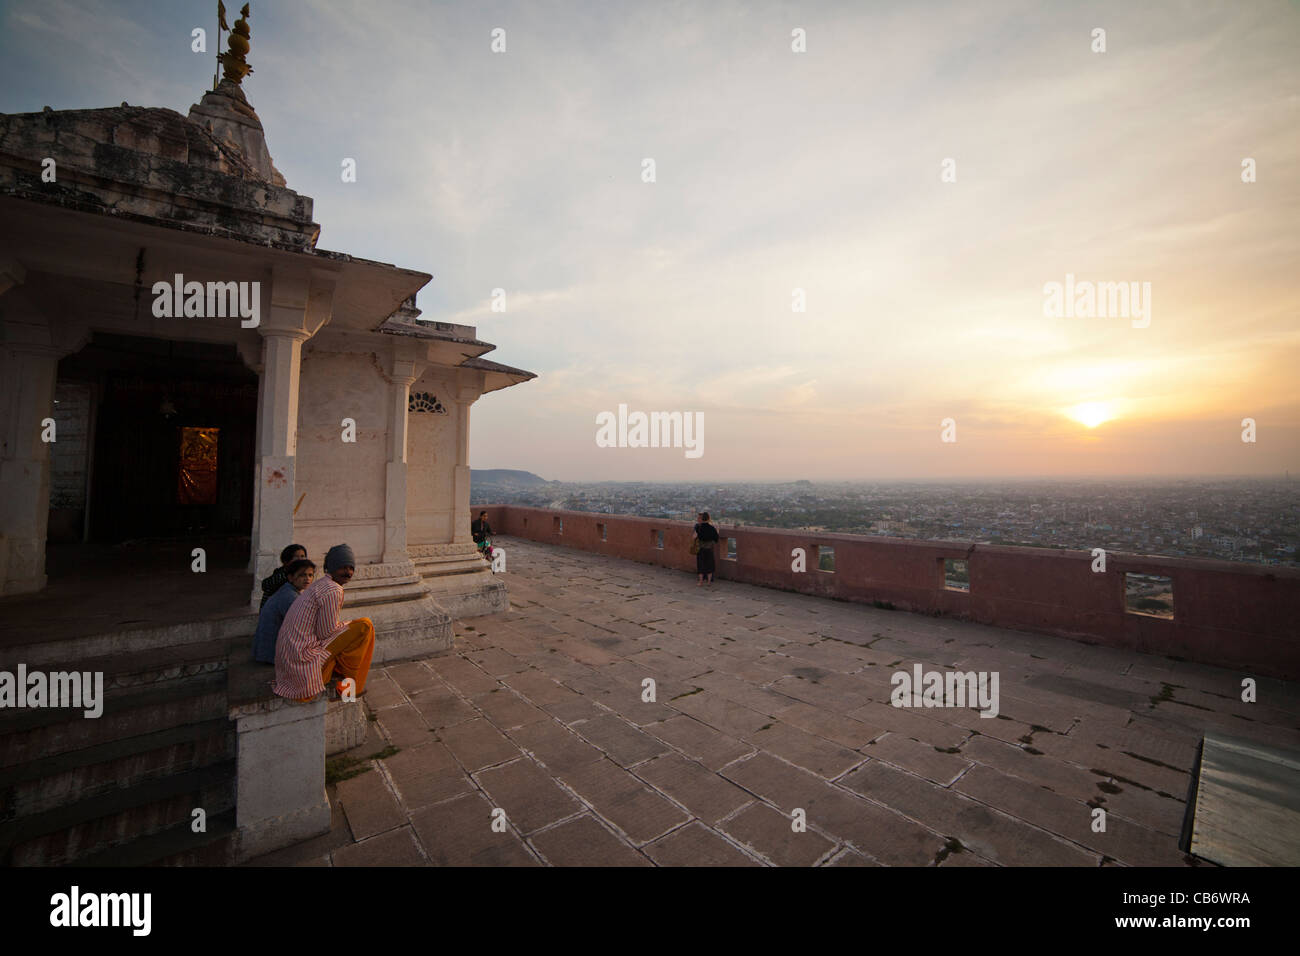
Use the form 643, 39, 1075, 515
0, 343, 59, 594
0, 276, 64, 595
451, 383, 474, 545
382, 357, 420, 563
248, 267, 332, 608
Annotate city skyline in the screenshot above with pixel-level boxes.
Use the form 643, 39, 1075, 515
3, 0, 1296, 481
472, 468, 1299, 483
473, 474, 1300, 568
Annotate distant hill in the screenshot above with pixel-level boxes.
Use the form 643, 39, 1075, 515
471, 469, 550, 486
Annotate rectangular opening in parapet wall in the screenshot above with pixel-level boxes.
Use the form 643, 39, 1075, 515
597, 522, 606, 541
726, 537, 737, 560
943, 558, 969, 591
1126, 572, 1173, 619
817, 545, 835, 572
553, 516, 562, 535
653, 529, 664, 549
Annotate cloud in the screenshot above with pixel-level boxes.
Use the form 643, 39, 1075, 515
3, 0, 1296, 479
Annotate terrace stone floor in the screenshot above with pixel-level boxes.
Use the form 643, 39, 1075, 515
246, 536, 1300, 867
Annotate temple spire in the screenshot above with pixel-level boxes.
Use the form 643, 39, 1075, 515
216, 3, 254, 88
189, 0, 285, 185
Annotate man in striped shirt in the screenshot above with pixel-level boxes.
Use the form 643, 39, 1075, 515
272, 544, 375, 702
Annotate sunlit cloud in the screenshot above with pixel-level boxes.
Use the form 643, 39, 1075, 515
1, 0, 1295, 480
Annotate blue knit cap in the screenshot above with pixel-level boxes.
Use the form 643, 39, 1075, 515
324, 543, 356, 572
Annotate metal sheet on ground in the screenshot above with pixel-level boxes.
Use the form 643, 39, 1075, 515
1188, 733, 1300, 867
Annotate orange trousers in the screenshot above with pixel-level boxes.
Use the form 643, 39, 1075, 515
300, 617, 375, 701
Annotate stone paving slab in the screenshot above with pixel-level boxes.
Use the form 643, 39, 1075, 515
375, 703, 434, 749
642, 822, 760, 866
671, 691, 775, 738
283, 536, 1299, 866
387, 661, 443, 696
841, 760, 1100, 866
540, 695, 609, 725
633, 752, 753, 823
702, 651, 799, 685
331, 825, 426, 866
926, 707, 1039, 746
1016, 731, 1190, 797
954, 764, 1195, 867
1086, 776, 1188, 837
506, 719, 608, 774
471, 688, 551, 731
741, 721, 862, 779
410, 791, 540, 866
770, 700, 884, 750
600, 694, 683, 727
335, 766, 405, 841
937, 848, 996, 866
381, 742, 474, 810
465, 647, 532, 677
720, 752, 944, 864
438, 717, 524, 772
571, 713, 672, 767
645, 715, 755, 771
554, 757, 690, 844
409, 688, 478, 729
863, 731, 974, 786
846, 701, 972, 750
958, 733, 1098, 799
720, 800, 837, 866
990, 699, 1081, 737
693, 670, 804, 714
475, 757, 583, 834
528, 814, 652, 866
826, 848, 883, 866
361, 672, 408, 711
504, 670, 584, 705
429, 658, 502, 696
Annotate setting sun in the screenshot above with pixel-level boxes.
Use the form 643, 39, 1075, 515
1067, 402, 1115, 429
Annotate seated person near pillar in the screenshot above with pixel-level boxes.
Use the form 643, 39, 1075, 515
271, 545, 375, 702
472, 511, 493, 546
251, 558, 315, 664
261, 543, 307, 610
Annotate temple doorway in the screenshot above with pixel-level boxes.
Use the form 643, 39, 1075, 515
51, 332, 257, 545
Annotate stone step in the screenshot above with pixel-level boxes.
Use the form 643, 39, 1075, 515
0, 615, 255, 670
0, 717, 234, 818
77, 808, 239, 867
1, 758, 236, 866
1, 637, 232, 720
0, 669, 229, 768
0, 637, 232, 692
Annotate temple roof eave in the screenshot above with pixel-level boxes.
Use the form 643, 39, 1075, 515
461, 355, 538, 393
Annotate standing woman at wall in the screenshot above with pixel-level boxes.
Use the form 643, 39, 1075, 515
693, 512, 720, 586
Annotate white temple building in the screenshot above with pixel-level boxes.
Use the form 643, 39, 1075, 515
0, 9, 533, 863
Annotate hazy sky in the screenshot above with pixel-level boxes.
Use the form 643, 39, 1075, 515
3, 0, 1297, 480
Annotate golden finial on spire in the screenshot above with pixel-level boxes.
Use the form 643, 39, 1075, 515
216, 2, 254, 87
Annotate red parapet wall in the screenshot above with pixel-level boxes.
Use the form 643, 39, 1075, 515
471, 505, 1300, 679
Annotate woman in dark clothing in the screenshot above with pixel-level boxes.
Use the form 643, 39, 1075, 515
693, 512, 720, 586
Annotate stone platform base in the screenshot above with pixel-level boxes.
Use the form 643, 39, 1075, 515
229, 694, 331, 863
341, 550, 512, 662
326, 698, 368, 755
422, 569, 509, 619
360, 593, 455, 665
236, 796, 331, 863
411, 543, 510, 620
